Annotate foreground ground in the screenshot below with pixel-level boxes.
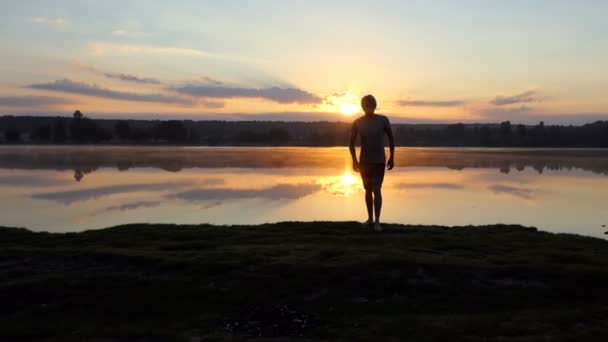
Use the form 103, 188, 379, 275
2, 222, 608, 341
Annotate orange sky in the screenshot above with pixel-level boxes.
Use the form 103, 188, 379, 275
1, 1, 607, 124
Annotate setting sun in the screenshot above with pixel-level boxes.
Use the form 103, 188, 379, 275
339, 103, 359, 116
318, 92, 360, 116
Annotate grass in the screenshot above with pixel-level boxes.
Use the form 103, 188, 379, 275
2, 222, 608, 341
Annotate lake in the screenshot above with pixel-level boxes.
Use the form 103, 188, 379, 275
1, 146, 607, 238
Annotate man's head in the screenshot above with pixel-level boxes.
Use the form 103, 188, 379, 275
361, 95, 377, 116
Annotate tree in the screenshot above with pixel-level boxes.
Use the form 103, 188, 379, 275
73, 110, 83, 120
52, 118, 67, 143
154, 120, 187, 143
70, 115, 98, 143
33, 124, 52, 142
115, 121, 131, 140
267, 128, 291, 144
499, 121, 512, 136
4, 129, 20, 143
516, 124, 527, 137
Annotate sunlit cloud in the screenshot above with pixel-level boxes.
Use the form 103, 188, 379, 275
111, 29, 146, 37
31, 17, 66, 27
397, 99, 465, 107
173, 84, 322, 104
88, 42, 212, 57
27, 79, 192, 105
0, 95, 72, 107
490, 90, 540, 106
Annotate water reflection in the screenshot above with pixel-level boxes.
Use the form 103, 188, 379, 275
317, 169, 360, 197
2, 147, 608, 181
0, 147, 607, 239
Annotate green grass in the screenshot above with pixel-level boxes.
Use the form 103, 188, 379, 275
2, 222, 608, 341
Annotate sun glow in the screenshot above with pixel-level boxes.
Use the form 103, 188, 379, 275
319, 92, 360, 116
339, 103, 359, 116
317, 168, 360, 197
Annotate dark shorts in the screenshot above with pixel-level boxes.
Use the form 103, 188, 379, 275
359, 162, 385, 190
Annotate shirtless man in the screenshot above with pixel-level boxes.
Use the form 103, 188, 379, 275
349, 95, 395, 232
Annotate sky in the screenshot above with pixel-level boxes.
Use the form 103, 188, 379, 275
1, 0, 607, 124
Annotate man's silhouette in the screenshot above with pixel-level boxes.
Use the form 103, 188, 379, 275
349, 95, 395, 232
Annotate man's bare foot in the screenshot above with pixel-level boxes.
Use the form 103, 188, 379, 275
362, 219, 374, 226
374, 222, 383, 232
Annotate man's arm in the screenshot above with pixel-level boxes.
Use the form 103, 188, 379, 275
385, 117, 395, 170
349, 122, 359, 172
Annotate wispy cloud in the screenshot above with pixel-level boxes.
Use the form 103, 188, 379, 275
395, 182, 464, 190
74, 62, 161, 85
105, 201, 161, 212
111, 29, 146, 37
398, 99, 465, 107
31, 17, 66, 27
173, 84, 322, 104
488, 185, 535, 200
27, 79, 192, 105
0, 175, 70, 187
104, 73, 161, 85
88, 42, 211, 57
172, 183, 321, 202
200, 99, 225, 109
490, 90, 540, 106
32, 181, 194, 205
0, 95, 71, 107
200, 76, 224, 85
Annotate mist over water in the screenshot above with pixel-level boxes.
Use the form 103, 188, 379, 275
1, 146, 607, 238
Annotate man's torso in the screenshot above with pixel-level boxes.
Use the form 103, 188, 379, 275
355, 114, 388, 164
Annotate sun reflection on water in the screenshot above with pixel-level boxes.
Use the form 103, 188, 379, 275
317, 168, 361, 197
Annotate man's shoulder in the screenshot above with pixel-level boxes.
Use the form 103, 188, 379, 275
375, 114, 389, 121
353, 115, 366, 125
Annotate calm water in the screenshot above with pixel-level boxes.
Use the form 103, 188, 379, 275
1, 146, 608, 238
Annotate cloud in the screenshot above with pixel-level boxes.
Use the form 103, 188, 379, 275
200, 100, 225, 109
105, 201, 161, 212
488, 185, 535, 200
490, 90, 539, 106
111, 29, 146, 37
31, 17, 66, 27
32, 181, 193, 205
89, 42, 211, 57
398, 99, 464, 107
74, 62, 161, 85
0, 95, 71, 107
0, 175, 70, 187
27, 79, 192, 105
103, 73, 161, 85
173, 84, 322, 104
172, 183, 321, 202
200, 76, 224, 85
395, 182, 465, 190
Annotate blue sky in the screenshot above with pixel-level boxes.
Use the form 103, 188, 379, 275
1, 0, 607, 123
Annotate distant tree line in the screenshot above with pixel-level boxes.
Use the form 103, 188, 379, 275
1, 113, 608, 147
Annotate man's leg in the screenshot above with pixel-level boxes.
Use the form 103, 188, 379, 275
365, 188, 373, 224
373, 186, 382, 223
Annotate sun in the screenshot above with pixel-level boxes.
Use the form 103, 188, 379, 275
339, 103, 359, 116
319, 91, 360, 116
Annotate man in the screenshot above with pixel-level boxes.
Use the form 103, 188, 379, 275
349, 95, 395, 232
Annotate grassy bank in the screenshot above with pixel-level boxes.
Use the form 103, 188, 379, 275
2, 222, 608, 341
